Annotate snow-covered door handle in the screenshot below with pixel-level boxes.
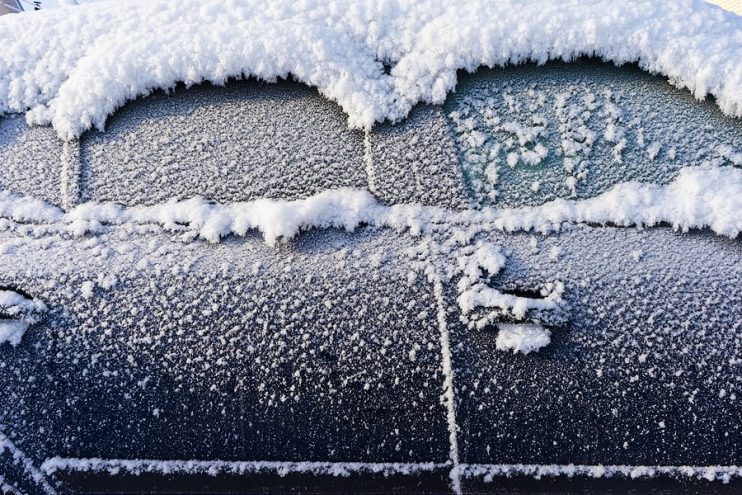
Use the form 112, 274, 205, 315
0, 288, 47, 347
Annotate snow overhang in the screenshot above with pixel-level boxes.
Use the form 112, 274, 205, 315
0, 0, 740, 140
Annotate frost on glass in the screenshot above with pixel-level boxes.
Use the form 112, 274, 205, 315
79, 80, 367, 206
447, 61, 742, 208
0, 115, 63, 206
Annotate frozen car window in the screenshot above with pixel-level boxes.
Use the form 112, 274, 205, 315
79, 79, 367, 206
367, 105, 470, 209
0, 115, 63, 206
446, 60, 742, 208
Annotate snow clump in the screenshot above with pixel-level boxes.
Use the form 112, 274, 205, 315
0, 289, 47, 346
495, 324, 552, 354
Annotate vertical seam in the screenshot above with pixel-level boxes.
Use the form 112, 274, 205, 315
60, 139, 81, 211
363, 130, 378, 195
431, 270, 462, 494
437, 107, 475, 210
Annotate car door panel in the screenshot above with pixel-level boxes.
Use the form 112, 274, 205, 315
447, 227, 741, 467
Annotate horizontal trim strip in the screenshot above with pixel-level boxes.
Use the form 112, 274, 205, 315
41, 458, 448, 477
41, 457, 742, 483
459, 463, 742, 483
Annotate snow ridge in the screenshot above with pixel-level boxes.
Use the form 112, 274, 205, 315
0, 166, 738, 244
0, 433, 57, 495
38, 457, 742, 484
0, 0, 740, 139
430, 269, 462, 494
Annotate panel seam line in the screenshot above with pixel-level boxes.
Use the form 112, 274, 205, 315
431, 269, 462, 494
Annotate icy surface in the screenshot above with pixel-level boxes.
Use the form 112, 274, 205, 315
0, 0, 740, 139
448, 61, 742, 208
79, 80, 367, 206
0, 224, 739, 492
0, 230, 450, 466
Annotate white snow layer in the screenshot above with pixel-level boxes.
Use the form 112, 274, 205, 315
0, 0, 740, 139
495, 324, 552, 354
0, 166, 739, 244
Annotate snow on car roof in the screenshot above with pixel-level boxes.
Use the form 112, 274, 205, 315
0, 0, 740, 140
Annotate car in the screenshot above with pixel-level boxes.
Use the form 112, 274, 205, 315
1, 2, 741, 494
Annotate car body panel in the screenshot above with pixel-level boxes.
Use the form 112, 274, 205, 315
1, 225, 739, 494
446, 227, 741, 466
0, 229, 450, 465
0, 60, 740, 494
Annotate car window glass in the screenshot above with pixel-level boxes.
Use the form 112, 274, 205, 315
0, 115, 63, 206
80, 79, 367, 206
445, 60, 741, 208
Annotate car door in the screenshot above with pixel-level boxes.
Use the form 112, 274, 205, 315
0, 80, 460, 494
438, 60, 742, 492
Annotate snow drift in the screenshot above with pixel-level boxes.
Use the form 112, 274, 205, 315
0, 0, 740, 140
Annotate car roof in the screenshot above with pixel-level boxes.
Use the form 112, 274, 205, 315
1, 0, 740, 140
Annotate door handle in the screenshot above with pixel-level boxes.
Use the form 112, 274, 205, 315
455, 242, 569, 354
0, 287, 47, 347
